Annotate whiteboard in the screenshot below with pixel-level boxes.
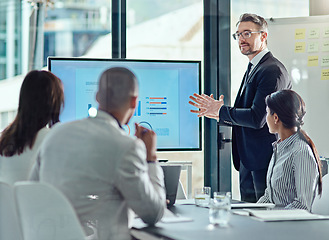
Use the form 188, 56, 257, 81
267, 15, 329, 157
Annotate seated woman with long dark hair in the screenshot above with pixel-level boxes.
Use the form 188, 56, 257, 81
257, 89, 322, 210
0, 70, 64, 184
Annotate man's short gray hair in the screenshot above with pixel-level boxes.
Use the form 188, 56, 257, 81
236, 13, 268, 33
97, 67, 138, 111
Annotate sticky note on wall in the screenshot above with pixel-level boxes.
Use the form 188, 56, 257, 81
307, 56, 319, 67
295, 29, 306, 39
295, 42, 306, 53
309, 28, 320, 39
321, 69, 329, 80
308, 42, 319, 52
324, 27, 329, 38
321, 56, 329, 67
323, 41, 329, 51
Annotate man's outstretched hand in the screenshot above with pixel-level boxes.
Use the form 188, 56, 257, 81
188, 93, 224, 121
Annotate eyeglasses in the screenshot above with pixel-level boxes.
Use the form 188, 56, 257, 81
232, 31, 263, 40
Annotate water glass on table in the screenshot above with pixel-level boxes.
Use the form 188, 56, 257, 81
209, 192, 231, 227
194, 187, 211, 207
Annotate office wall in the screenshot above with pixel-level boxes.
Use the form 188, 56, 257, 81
268, 15, 329, 157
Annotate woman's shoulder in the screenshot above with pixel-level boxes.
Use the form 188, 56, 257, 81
33, 127, 51, 147
289, 135, 316, 162
289, 134, 311, 151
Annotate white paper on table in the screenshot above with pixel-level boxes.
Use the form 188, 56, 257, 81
231, 203, 275, 209
231, 209, 251, 216
175, 199, 195, 205
245, 209, 329, 222
160, 208, 194, 223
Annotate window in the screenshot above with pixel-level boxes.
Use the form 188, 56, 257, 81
0, 111, 8, 130
43, 0, 112, 64
126, 0, 204, 193
0, 0, 22, 80
0, 0, 312, 198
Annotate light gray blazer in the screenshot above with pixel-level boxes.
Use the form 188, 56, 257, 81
30, 111, 166, 240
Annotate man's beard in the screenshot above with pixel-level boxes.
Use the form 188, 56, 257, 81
241, 47, 257, 56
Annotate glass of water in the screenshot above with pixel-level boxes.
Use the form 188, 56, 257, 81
194, 187, 211, 207
209, 192, 231, 227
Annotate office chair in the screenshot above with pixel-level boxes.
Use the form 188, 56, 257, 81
14, 181, 86, 240
0, 181, 23, 240
312, 174, 329, 215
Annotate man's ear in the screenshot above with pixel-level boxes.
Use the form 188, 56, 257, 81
130, 96, 138, 109
261, 31, 268, 42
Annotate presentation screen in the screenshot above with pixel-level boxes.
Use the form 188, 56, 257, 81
48, 57, 201, 151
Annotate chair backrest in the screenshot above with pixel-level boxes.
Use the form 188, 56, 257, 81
0, 181, 23, 240
14, 181, 86, 240
161, 165, 182, 206
312, 174, 329, 215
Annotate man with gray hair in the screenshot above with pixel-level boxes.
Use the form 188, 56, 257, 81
30, 67, 166, 240
189, 13, 291, 202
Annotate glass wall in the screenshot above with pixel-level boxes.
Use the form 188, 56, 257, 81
0, 0, 22, 80
126, 0, 204, 194
44, 0, 112, 64
126, 0, 202, 60
0, 0, 313, 199
0, 0, 112, 131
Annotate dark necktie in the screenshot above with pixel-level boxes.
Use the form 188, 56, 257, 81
240, 62, 253, 95
245, 62, 253, 81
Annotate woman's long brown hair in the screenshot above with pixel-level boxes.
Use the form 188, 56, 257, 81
0, 70, 64, 156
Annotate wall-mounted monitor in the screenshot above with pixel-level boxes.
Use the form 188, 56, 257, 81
48, 57, 201, 151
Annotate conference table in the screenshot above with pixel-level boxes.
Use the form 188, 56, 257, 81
132, 200, 329, 240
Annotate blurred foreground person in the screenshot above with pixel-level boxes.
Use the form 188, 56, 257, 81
30, 67, 166, 240
0, 70, 64, 184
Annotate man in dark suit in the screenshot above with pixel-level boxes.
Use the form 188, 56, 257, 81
189, 13, 291, 202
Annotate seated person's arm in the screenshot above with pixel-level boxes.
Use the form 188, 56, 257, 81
114, 133, 166, 225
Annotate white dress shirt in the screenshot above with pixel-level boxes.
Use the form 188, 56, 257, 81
249, 48, 269, 73
257, 132, 319, 210
30, 111, 166, 240
0, 127, 49, 185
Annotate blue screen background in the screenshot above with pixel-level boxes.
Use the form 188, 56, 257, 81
50, 59, 201, 150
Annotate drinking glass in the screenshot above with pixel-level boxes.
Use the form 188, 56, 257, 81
194, 187, 211, 207
209, 192, 231, 226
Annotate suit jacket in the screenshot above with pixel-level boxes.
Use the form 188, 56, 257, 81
30, 111, 166, 240
219, 52, 291, 171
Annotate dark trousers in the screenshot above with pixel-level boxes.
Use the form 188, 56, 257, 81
239, 161, 267, 203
